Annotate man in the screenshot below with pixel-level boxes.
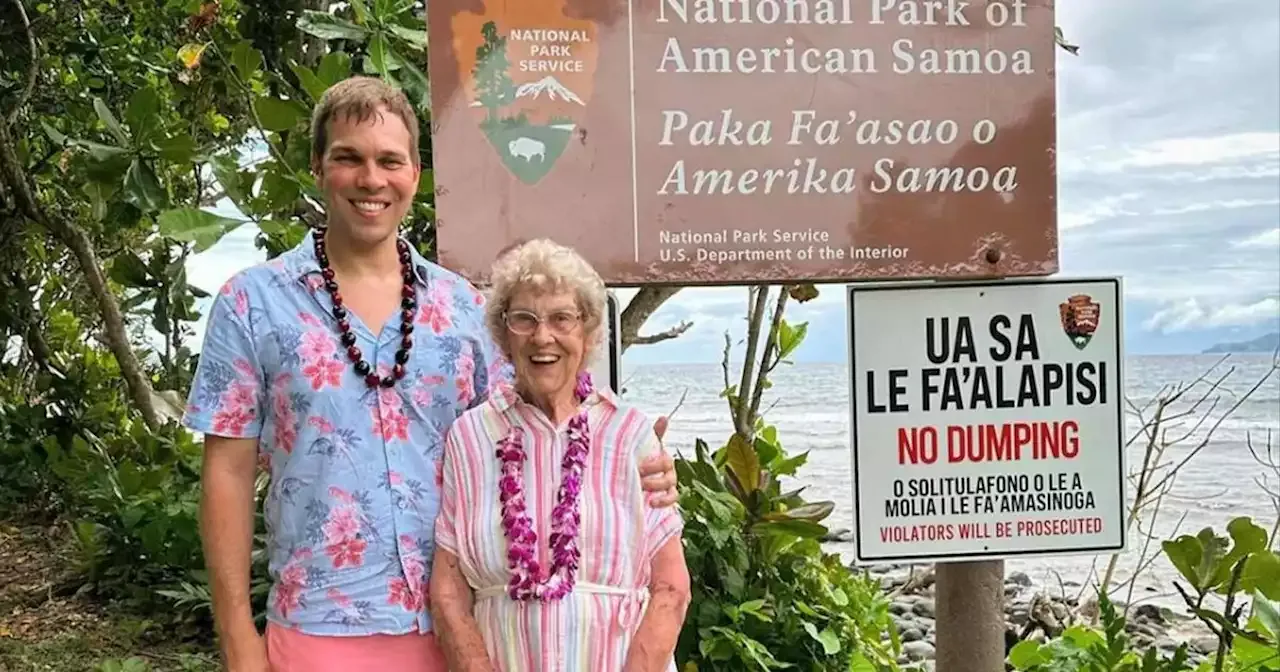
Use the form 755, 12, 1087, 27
183, 76, 679, 672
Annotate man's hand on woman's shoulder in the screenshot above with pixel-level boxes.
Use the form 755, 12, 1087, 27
639, 415, 679, 508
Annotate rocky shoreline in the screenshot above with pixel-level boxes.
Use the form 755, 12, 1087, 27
858, 563, 1218, 670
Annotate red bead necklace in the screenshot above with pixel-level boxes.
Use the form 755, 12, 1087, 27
313, 227, 416, 389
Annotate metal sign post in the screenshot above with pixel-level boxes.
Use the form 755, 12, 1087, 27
587, 291, 622, 394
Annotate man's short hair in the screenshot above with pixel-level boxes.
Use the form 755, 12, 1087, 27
310, 76, 421, 166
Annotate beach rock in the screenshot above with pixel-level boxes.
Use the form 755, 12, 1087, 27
900, 627, 924, 642
1134, 622, 1164, 641
1133, 603, 1165, 624
1007, 571, 1032, 587
912, 600, 936, 619
822, 528, 854, 543
902, 641, 936, 661
1191, 636, 1219, 655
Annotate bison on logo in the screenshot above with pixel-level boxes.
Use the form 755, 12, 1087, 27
1059, 294, 1101, 350
451, 1, 597, 185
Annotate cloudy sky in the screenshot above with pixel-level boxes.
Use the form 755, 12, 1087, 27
186, 0, 1280, 365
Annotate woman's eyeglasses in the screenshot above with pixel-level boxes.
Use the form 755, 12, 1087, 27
504, 309, 582, 335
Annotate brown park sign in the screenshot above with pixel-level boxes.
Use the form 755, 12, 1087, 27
425, 0, 1058, 286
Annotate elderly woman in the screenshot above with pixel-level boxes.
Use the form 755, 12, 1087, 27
429, 239, 690, 671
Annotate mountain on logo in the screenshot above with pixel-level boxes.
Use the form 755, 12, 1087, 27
455, 9, 599, 186
515, 76, 584, 105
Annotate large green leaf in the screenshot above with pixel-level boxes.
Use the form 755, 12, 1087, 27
231, 40, 264, 78
776, 320, 808, 361
1207, 517, 1270, 593
752, 519, 827, 539
83, 181, 114, 222
210, 155, 251, 209
76, 139, 131, 162
298, 11, 369, 41
763, 501, 834, 523
1162, 527, 1230, 592
259, 170, 301, 211
801, 622, 840, 655
368, 33, 391, 77
289, 61, 330, 102
351, 0, 374, 22
153, 133, 196, 163
1254, 593, 1280, 639
388, 49, 431, 110
388, 24, 428, 49
109, 251, 155, 288
40, 120, 68, 146
318, 52, 353, 86
157, 208, 247, 252
94, 97, 130, 146
1242, 551, 1280, 600
125, 158, 168, 212
125, 87, 160, 141
1231, 613, 1280, 670
724, 433, 760, 497
772, 450, 809, 477
254, 97, 305, 132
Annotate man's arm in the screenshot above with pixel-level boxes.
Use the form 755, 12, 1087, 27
429, 548, 494, 672
623, 536, 691, 672
201, 435, 267, 670
181, 277, 268, 671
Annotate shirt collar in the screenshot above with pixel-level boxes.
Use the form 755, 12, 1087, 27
489, 377, 620, 416
284, 228, 434, 287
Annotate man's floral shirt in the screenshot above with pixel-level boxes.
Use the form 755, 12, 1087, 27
182, 231, 508, 636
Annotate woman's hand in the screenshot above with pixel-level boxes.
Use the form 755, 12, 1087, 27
428, 548, 495, 672
623, 536, 691, 672
639, 416, 679, 508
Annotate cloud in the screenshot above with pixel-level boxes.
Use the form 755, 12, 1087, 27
1067, 133, 1280, 174
1143, 297, 1280, 334
1048, 0, 1280, 350
1234, 227, 1280, 249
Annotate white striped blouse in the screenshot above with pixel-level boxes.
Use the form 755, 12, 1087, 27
435, 382, 684, 671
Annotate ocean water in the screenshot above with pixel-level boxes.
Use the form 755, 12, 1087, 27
618, 354, 1280, 609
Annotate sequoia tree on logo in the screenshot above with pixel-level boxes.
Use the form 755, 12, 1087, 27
453, 2, 598, 185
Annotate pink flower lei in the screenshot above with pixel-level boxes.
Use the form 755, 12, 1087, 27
496, 371, 595, 601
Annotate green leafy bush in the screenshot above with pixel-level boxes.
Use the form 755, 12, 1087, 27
1008, 517, 1280, 672
0, 316, 269, 633
1008, 592, 1195, 671
674, 425, 901, 671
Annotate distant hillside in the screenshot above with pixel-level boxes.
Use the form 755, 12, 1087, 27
1203, 332, 1280, 354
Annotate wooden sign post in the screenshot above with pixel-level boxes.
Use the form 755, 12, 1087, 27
936, 560, 1007, 671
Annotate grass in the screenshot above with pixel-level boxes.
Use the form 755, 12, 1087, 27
0, 517, 219, 672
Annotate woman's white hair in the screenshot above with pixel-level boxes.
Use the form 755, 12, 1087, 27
484, 238, 608, 365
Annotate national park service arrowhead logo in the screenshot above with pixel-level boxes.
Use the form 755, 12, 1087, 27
453, 2, 597, 185
1059, 294, 1101, 350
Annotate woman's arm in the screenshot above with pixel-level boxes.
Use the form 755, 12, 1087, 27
430, 421, 494, 672
429, 547, 494, 672
622, 535, 691, 672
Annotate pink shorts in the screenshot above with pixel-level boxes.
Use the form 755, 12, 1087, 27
265, 621, 449, 672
